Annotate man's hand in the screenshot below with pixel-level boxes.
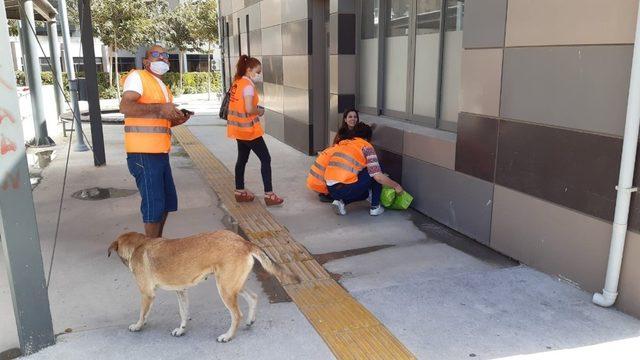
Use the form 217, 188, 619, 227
257, 106, 265, 117
394, 185, 404, 194
159, 103, 184, 121
171, 112, 191, 127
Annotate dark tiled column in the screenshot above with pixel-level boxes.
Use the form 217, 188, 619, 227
328, 0, 356, 144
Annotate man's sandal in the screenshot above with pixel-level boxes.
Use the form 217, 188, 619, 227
264, 192, 284, 207
234, 190, 255, 202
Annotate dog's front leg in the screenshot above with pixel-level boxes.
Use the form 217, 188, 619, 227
129, 293, 154, 332
171, 290, 189, 337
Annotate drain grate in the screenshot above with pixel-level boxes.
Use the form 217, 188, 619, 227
71, 187, 137, 201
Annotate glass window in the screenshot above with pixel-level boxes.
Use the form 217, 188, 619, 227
412, 0, 441, 118
445, 0, 465, 31
416, 0, 441, 35
361, 0, 379, 40
440, 0, 464, 128
386, 0, 410, 37
359, 0, 380, 109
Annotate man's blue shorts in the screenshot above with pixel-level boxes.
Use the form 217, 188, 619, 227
127, 153, 178, 223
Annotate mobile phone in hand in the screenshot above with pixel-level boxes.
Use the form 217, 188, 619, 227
180, 109, 194, 116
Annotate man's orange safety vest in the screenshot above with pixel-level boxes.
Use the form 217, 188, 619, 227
323, 137, 372, 185
123, 70, 174, 154
227, 77, 264, 141
306, 145, 339, 194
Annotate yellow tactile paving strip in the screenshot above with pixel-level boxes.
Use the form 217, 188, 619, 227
173, 126, 416, 360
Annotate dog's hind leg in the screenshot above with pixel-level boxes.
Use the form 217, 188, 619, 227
215, 281, 242, 343
239, 289, 258, 327
171, 290, 189, 337
129, 292, 155, 332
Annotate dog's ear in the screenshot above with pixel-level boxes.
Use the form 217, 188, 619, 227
107, 241, 118, 257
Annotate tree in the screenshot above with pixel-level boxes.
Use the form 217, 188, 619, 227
164, 2, 200, 89
91, 0, 155, 97
192, 0, 219, 99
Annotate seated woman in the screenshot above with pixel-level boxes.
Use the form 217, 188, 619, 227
325, 123, 403, 216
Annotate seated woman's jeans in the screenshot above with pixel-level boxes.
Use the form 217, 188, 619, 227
328, 170, 381, 207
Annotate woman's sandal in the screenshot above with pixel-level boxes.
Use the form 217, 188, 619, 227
234, 189, 255, 202
264, 192, 284, 207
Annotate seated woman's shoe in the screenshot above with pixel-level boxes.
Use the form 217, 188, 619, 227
265, 192, 284, 207
235, 189, 255, 202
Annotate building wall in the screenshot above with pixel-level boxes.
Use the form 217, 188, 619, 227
460, 0, 640, 317
219, 0, 640, 317
353, 0, 640, 318
220, 0, 315, 153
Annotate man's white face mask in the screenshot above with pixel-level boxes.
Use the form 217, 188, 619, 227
150, 61, 170, 75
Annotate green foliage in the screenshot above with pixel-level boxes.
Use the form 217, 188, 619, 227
8, 20, 19, 37
192, 0, 219, 46
164, 2, 202, 53
91, 0, 156, 52
16, 71, 221, 99
165, 71, 221, 94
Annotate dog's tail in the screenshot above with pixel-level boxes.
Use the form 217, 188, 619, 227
250, 246, 301, 285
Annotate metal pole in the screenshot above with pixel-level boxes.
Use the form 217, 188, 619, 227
593, 0, 640, 308
47, 20, 65, 119
57, 0, 89, 152
0, 1, 55, 354
19, 0, 55, 147
18, 21, 29, 80
78, 0, 106, 166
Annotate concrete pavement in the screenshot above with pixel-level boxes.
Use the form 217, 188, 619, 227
2, 100, 640, 359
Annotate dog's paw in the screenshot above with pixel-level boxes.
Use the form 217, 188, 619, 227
171, 327, 186, 337
245, 319, 255, 327
216, 334, 232, 343
128, 323, 143, 332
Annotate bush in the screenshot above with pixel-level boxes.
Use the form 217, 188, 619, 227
15, 70, 221, 100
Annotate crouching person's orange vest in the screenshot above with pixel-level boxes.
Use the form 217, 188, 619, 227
307, 146, 339, 194
324, 138, 372, 185
123, 70, 174, 154
227, 77, 264, 141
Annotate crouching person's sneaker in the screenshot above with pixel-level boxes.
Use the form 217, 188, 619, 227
370, 205, 385, 216
332, 200, 347, 215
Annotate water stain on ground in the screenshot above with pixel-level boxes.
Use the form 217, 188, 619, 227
410, 211, 518, 268
0, 348, 21, 360
71, 187, 138, 201
253, 245, 395, 303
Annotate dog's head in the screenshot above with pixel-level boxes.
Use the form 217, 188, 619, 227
108, 232, 147, 267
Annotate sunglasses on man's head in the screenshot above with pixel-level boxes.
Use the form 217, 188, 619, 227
150, 51, 169, 59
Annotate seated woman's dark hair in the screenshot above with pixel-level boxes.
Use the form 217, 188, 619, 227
351, 122, 372, 142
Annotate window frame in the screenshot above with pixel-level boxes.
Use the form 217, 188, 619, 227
357, 0, 463, 132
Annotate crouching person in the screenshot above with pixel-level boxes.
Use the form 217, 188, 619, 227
324, 123, 403, 216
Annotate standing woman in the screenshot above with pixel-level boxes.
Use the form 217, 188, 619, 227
332, 109, 361, 145
228, 55, 284, 206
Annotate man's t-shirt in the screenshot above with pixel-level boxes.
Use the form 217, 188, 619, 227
122, 71, 170, 102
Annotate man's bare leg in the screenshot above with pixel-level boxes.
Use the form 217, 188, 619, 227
158, 212, 168, 237
144, 213, 168, 238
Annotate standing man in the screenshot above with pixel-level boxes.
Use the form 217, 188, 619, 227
119, 45, 189, 238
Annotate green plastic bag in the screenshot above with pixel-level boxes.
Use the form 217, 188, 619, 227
380, 186, 413, 210
390, 191, 414, 210
381, 186, 396, 207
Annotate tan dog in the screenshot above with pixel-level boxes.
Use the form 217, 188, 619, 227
108, 230, 298, 342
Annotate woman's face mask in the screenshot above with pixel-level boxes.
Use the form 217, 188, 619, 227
150, 61, 170, 75
251, 72, 263, 83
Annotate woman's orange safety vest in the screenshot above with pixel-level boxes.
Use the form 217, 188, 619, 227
324, 138, 372, 185
307, 145, 339, 194
123, 70, 174, 154
227, 77, 264, 141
